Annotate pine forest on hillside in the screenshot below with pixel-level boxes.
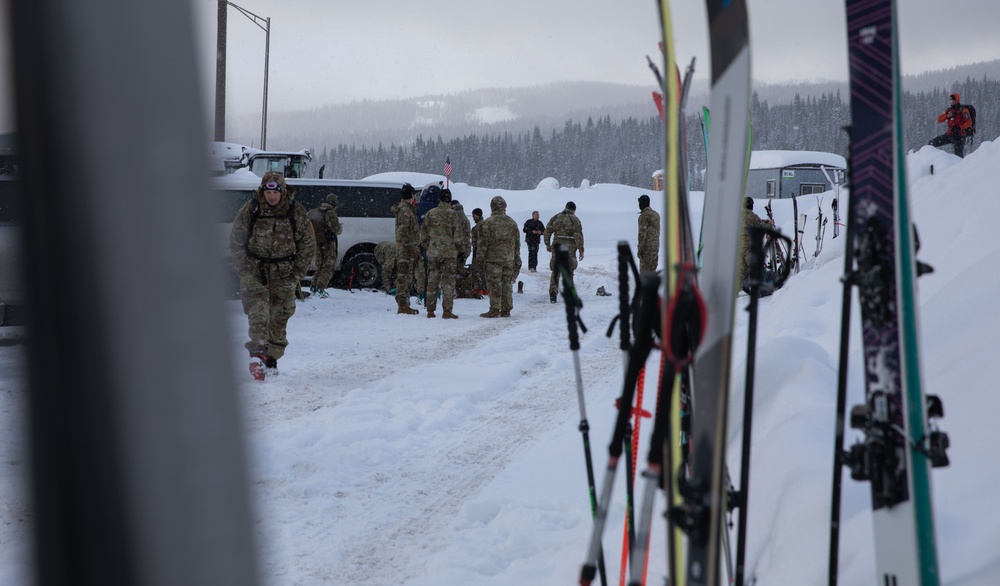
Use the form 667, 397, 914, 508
307, 78, 998, 191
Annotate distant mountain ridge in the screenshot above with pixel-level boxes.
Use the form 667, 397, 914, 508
226, 60, 999, 151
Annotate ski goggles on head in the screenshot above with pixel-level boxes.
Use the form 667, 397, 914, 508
264, 181, 280, 191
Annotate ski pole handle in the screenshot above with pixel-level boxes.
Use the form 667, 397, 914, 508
618, 241, 631, 352
557, 245, 581, 351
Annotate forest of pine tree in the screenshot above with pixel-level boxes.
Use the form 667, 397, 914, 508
308, 77, 998, 190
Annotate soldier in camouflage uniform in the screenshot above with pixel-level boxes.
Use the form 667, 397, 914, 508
307, 193, 344, 298
739, 197, 772, 289
451, 197, 472, 271
544, 201, 585, 303
469, 207, 486, 294
230, 171, 316, 380
419, 189, 463, 319
637, 194, 660, 273
478, 195, 521, 318
373, 240, 397, 294
392, 183, 420, 315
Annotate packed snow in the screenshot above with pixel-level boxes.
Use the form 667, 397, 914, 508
1, 141, 999, 585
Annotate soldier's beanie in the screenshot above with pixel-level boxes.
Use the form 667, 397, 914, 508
451, 199, 461, 207
472, 208, 483, 217
638, 194, 650, 207
326, 193, 339, 206
400, 182, 416, 198
744, 196, 754, 210
439, 188, 453, 203
260, 171, 284, 190
566, 201, 576, 211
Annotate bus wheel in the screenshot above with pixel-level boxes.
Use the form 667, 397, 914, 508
342, 252, 381, 289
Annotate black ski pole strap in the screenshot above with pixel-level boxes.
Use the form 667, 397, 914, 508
617, 241, 632, 351
557, 245, 585, 350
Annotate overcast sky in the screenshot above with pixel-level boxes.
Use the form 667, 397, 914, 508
192, 0, 999, 117
0, 0, 997, 132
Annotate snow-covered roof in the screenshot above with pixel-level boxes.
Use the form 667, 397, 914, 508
244, 147, 311, 159
749, 150, 846, 170
208, 141, 247, 161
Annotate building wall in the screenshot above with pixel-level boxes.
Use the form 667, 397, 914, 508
746, 166, 844, 199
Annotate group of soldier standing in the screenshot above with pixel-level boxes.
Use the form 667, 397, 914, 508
388, 183, 524, 319
230, 170, 660, 381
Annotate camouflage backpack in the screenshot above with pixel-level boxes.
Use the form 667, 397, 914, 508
307, 207, 328, 245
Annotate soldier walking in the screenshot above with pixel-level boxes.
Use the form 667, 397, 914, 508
307, 193, 344, 297
522, 210, 545, 272
229, 172, 316, 380
544, 201, 584, 303
478, 195, 521, 318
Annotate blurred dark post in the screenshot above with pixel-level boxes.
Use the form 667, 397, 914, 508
8, 0, 260, 585
216, 0, 228, 141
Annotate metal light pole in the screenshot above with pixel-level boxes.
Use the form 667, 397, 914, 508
226, 2, 270, 149
215, 0, 227, 141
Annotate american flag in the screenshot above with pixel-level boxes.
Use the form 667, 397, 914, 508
444, 156, 452, 178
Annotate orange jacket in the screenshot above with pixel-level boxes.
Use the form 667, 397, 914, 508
938, 104, 972, 135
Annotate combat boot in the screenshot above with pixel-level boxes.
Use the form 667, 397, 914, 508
479, 309, 500, 318
427, 310, 436, 318
264, 357, 279, 377
442, 311, 459, 319
499, 310, 511, 317
397, 300, 419, 315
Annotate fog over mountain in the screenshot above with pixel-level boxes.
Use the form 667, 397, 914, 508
226, 60, 999, 153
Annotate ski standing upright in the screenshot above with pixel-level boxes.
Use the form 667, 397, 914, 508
667, 0, 752, 585
828, 0, 949, 584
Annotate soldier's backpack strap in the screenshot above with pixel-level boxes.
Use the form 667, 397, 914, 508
244, 200, 298, 285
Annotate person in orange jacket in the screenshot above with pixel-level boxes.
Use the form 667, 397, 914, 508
929, 92, 973, 158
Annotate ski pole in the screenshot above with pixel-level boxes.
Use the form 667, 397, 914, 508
558, 244, 606, 586
734, 227, 764, 586
629, 350, 679, 586
613, 242, 641, 586
580, 269, 659, 586
734, 226, 791, 586
828, 146, 859, 586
